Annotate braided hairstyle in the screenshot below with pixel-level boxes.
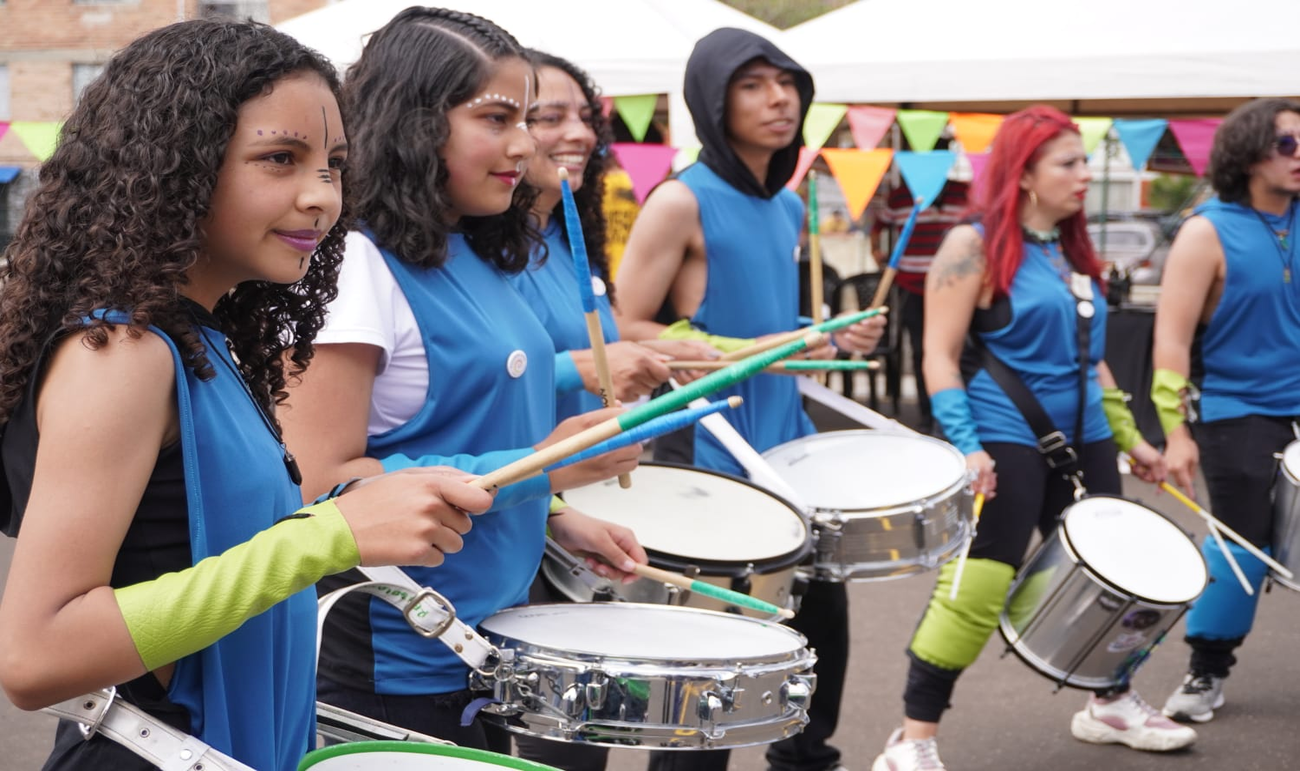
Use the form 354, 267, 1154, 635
344, 6, 541, 272
525, 49, 616, 305
0, 18, 348, 425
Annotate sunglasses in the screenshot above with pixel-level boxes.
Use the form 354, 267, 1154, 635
1274, 134, 1300, 158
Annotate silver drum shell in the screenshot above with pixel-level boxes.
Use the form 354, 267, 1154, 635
1271, 440, 1300, 591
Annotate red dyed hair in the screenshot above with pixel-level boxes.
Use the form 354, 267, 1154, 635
974, 105, 1102, 299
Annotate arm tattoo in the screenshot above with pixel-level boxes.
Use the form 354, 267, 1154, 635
931, 235, 985, 290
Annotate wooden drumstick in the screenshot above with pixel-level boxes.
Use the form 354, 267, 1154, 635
718, 307, 888, 362
948, 491, 985, 601
557, 168, 630, 489
666, 359, 879, 374
870, 196, 925, 309
631, 563, 795, 620
1158, 479, 1293, 581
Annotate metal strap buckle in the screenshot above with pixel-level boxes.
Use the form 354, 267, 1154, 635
403, 587, 457, 640
1036, 431, 1078, 469
78, 686, 116, 741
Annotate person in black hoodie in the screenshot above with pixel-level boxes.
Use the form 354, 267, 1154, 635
615, 28, 884, 771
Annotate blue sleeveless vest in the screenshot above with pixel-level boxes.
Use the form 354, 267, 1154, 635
1195, 198, 1300, 421
510, 220, 618, 422
364, 233, 554, 694
965, 227, 1110, 447
679, 163, 815, 475
149, 318, 315, 771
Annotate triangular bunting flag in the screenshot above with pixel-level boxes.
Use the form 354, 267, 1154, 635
966, 151, 992, 193
599, 96, 614, 118
673, 145, 700, 169
1074, 117, 1114, 157
949, 113, 1003, 155
613, 94, 658, 143
895, 150, 957, 207
10, 121, 61, 162
803, 103, 848, 152
821, 148, 894, 221
1168, 118, 1223, 177
846, 106, 896, 150
785, 146, 820, 191
609, 142, 678, 204
896, 109, 949, 152
1113, 119, 1168, 171
0, 121, 10, 144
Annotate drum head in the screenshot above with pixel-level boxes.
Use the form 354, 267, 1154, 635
479, 603, 805, 662
1282, 441, 1300, 479
562, 463, 807, 565
762, 431, 966, 511
1063, 496, 1207, 604
299, 741, 559, 770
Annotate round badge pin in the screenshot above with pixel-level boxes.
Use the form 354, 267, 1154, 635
592, 275, 607, 297
506, 350, 528, 378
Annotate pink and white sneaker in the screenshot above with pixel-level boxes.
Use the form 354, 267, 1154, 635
1070, 690, 1198, 751
871, 727, 946, 770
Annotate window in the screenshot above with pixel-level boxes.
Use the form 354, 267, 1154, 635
0, 65, 10, 121
199, 1, 269, 22
72, 64, 105, 106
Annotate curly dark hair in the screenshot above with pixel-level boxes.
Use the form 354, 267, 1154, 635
0, 18, 348, 426
1210, 97, 1300, 203
526, 49, 616, 305
343, 6, 541, 272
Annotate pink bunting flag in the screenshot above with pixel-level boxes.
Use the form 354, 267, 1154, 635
785, 146, 820, 191
967, 151, 992, 195
846, 106, 896, 150
600, 97, 614, 118
1168, 118, 1222, 177
0, 121, 9, 143
610, 142, 678, 204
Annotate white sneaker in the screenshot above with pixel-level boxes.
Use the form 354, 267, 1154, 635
1071, 690, 1197, 751
1162, 672, 1226, 723
871, 727, 946, 770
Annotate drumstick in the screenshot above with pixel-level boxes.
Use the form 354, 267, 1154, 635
948, 492, 985, 601
1158, 480, 1293, 580
558, 168, 630, 489
808, 170, 825, 326
631, 563, 795, 619
543, 397, 742, 472
870, 196, 925, 309
719, 306, 888, 362
473, 330, 826, 491
666, 359, 879, 373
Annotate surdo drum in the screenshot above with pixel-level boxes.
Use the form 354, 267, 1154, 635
1270, 440, 1300, 591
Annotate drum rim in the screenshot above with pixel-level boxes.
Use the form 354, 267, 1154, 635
298, 740, 560, 770
478, 602, 811, 665
569, 461, 814, 572
1060, 494, 1209, 606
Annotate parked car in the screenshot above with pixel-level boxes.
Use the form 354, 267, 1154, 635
1087, 215, 1173, 286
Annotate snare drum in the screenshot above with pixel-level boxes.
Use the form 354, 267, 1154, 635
299, 741, 559, 770
474, 603, 816, 749
547, 463, 811, 616
1000, 496, 1207, 690
1271, 441, 1300, 591
761, 430, 971, 581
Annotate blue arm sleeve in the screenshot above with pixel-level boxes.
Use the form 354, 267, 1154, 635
379, 448, 551, 511
554, 351, 583, 394
931, 388, 983, 455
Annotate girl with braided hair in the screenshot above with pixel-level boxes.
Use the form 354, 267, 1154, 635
281, 7, 646, 751
0, 18, 490, 771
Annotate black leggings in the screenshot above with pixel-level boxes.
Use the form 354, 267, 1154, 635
903, 438, 1123, 723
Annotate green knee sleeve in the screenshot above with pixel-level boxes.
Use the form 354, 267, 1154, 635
909, 558, 1016, 671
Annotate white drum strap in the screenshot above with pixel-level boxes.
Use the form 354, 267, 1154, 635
796, 378, 919, 435
42, 688, 254, 771
316, 565, 498, 672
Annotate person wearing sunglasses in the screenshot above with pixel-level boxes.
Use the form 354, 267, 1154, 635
1153, 97, 1300, 724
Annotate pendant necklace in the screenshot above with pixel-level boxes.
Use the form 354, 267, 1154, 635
1251, 201, 1297, 284
1024, 226, 1070, 282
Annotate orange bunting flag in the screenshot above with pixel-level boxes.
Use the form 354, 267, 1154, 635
785, 146, 820, 191
820, 148, 894, 221
949, 113, 1004, 155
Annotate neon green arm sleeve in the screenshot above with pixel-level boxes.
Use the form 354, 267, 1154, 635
1101, 386, 1143, 452
658, 319, 755, 354
113, 500, 359, 671
1151, 368, 1191, 437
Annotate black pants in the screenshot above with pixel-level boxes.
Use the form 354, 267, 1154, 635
317, 677, 511, 754
902, 439, 1123, 722
900, 290, 931, 430
647, 581, 848, 771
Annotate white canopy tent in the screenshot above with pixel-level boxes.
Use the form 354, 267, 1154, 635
783, 0, 1300, 114
276, 0, 783, 144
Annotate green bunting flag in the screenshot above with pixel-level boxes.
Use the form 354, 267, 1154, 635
896, 110, 949, 153
613, 94, 658, 143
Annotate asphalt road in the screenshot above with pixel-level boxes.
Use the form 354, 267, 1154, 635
1, 402, 1297, 770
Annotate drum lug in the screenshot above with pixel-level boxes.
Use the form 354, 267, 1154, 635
698, 692, 724, 724
560, 683, 584, 717
782, 674, 816, 709
585, 676, 608, 710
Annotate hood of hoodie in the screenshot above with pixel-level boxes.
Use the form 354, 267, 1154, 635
684, 28, 814, 200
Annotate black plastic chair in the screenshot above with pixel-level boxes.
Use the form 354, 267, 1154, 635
829, 272, 902, 414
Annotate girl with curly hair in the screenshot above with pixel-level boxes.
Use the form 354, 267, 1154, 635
279, 7, 645, 752
0, 18, 490, 771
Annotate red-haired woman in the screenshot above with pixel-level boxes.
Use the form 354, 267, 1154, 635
871, 106, 1191, 771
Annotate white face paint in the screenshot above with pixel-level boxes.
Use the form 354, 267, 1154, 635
517, 74, 534, 131
460, 92, 521, 110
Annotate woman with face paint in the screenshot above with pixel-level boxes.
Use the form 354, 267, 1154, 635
871, 106, 1191, 771
280, 8, 647, 751
0, 19, 491, 771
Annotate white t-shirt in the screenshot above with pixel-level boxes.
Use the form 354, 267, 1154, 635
316, 231, 429, 435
